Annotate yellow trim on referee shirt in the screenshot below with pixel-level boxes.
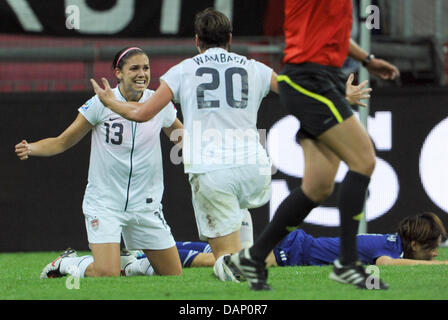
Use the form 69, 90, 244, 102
353, 212, 364, 221
277, 75, 343, 123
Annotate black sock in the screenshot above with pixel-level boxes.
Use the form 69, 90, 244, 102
338, 170, 370, 265
250, 187, 318, 262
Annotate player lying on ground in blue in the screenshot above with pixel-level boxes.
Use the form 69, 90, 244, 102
266, 211, 448, 267
15, 47, 185, 278
39, 212, 447, 279
131, 212, 448, 279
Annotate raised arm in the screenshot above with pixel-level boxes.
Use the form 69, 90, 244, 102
90, 78, 174, 123
15, 113, 93, 160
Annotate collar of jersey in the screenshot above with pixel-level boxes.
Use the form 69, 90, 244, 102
114, 86, 148, 103
203, 47, 228, 54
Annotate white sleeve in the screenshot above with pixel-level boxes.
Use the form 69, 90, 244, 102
78, 95, 103, 126
161, 101, 178, 128
253, 60, 273, 97
160, 63, 182, 103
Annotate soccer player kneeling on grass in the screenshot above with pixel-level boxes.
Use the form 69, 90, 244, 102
91, 8, 278, 281
15, 47, 184, 279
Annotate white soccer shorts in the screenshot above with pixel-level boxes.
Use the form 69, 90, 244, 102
189, 164, 271, 240
83, 203, 175, 250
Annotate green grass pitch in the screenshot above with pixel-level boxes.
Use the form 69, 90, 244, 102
1, 249, 448, 301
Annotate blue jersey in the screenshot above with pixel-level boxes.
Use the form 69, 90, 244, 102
176, 241, 212, 253
273, 229, 404, 266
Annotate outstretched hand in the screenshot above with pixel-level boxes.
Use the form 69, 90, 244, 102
345, 73, 372, 107
90, 78, 115, 107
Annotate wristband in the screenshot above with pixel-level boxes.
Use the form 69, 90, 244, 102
362, 54, 375, 67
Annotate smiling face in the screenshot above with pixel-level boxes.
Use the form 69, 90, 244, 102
115, 53, 150, 101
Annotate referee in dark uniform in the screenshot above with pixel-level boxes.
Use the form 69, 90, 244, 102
226, 0, 399, 290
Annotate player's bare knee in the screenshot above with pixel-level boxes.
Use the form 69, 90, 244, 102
348, 153, 376, 177
357, 154, 376, 176
313, 186, 334, 203
321, 181, 335, 200
170, 264, 183, 276
173, 268, 182, 276
160, 270, 182, 276
365, 155, 376, 176
303, 180, 335, 203
157, 266, 182, 276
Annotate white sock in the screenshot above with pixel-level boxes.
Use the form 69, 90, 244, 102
240, 209, 254, 249
124, 258, 155, 276
59, 256, 94, 278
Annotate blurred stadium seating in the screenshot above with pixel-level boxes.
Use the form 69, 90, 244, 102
0, 0, 447, 92
2, 0, 448, 251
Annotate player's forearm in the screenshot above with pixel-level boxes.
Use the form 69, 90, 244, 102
106, 100, 145, 122
394, 259, 448, 265
348, 39, 369, 62
28, 138, 69, 157
107, 98, 161, 123
376, 256, 448, 266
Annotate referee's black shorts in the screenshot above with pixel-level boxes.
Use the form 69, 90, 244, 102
277, 62, 354, 140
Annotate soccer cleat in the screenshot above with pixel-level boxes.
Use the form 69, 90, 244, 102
120, 249, 138, 276
329, 259, 389, 290
213, 254, 244, 283
40, 248, 77, 279
224, 248, 271, 291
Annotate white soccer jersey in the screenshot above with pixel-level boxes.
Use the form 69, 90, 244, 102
78, 87, 177, 212
160, 47, 272, 173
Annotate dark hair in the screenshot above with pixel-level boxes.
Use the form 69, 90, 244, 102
112, 47, 147, 70
398, 212, 447, 258
194, 8, 232, 51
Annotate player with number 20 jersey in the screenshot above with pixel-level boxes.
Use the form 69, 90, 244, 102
161, 47, 275, 244
161, 47, 272, 174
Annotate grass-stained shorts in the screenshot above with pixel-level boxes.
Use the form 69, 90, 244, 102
277, 63, 354, 140
189, 164, 271, 241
